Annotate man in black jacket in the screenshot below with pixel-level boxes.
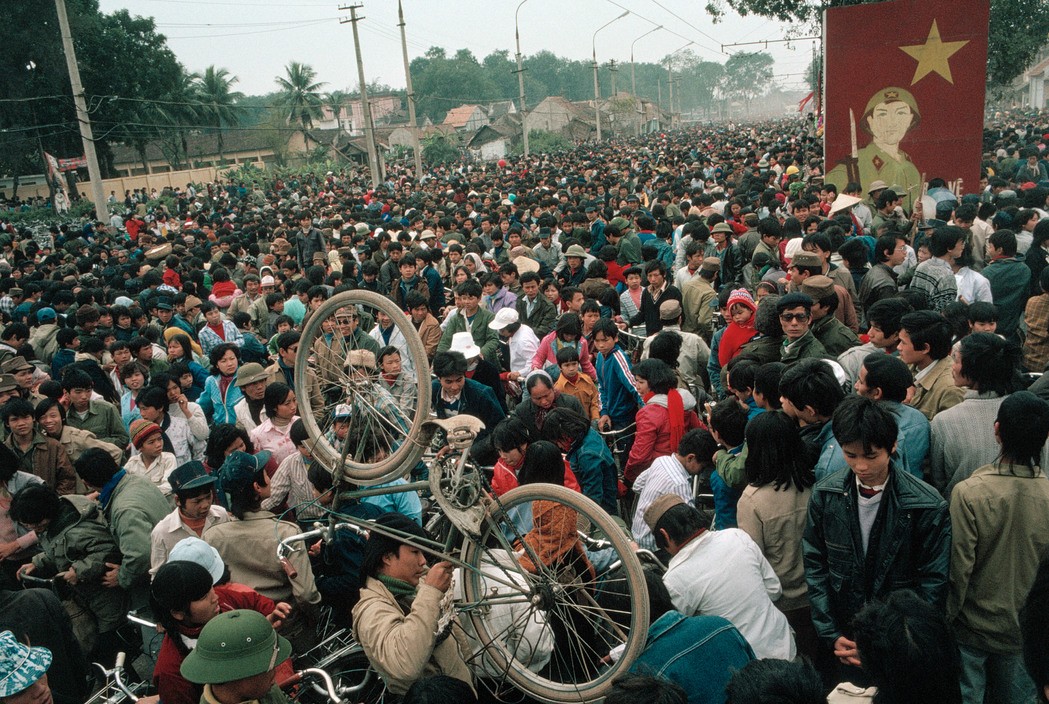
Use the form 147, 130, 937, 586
625, 260, 681, 337
295, 211, 326, 267
802, 396, 950, 683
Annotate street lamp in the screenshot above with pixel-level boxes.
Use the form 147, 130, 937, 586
515, 0, 530, 157
630, 26, 662, 97
666, 41, 693, 126
592, 10, 629, 142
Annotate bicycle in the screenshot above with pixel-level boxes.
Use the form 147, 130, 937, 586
292, 290, 649, 703
86, 652, 150, 704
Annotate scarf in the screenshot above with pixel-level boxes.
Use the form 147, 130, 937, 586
644, 389, 686, 452
98, 469, 127, 510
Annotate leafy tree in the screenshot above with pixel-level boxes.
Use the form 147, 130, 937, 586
195, 66, 245, 164
275, 62, 326, 150
421, 132, 460, 165
324, 89, 348, 126
721, 51, 774, 114
703, 0, 1049, 88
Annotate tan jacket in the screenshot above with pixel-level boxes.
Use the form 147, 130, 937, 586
57, 425, 123, 467
736, 483, 811, 612
352, 577, 473, 696
204, 510, 320, 606
681, 276, 717, 342
907, 357, 965, 421
414, 314, 443, 362
948, 462, 1049, 653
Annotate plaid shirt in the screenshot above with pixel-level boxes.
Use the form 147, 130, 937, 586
1024, 293, 1049, 372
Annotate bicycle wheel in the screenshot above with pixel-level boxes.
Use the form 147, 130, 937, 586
295, 290, 431, 485
459, 484, 649, 704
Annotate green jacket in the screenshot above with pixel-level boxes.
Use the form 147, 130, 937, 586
780, 330, 828, 365
811, 314, 861, 357
101, 472, 171, 605
33, 495, 127, 633
984, 255, 1031, 341
436, 307, 501, 366
66, 400, 130, 450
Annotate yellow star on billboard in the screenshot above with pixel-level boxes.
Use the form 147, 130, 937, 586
899, 20, 969, 85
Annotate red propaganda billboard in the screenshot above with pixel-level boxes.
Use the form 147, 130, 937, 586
823, 0, 990, 211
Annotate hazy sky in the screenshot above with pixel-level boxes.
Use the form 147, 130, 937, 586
96, 0, 815, 98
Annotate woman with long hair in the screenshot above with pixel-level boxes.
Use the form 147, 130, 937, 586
164, 331, 208, 390
737, 410, 817, 661
198, 343, 243, 426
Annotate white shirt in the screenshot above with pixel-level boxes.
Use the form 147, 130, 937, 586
954, 267, 993, 304
369, 323, 416, 375
631, 455, 693, 550
124, 451, 178, 496
507, 325, 540, 377
664, 528, 795, 660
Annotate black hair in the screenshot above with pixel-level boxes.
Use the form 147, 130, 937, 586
753, 362, 785, 409
648, 330, 682, 370
524, 371, 554, 394
137, 385, 168, 411
205, 423, 253, 470
290, 418, 310, 448
9, 483, 62, 525
724, 659, 825, 704
556, 313, 584, 340
539, 407, 591, 446
677, 428, 718, 465
900, 310, 953, 360
208, 342, 241, 373
455, 279, 482, 299
726, 357, 759, 394
708, 398, 748, 448
866, 298, 912, 337
590, 317, 619, 341
852, 590, 962, 704
861, 353, 913, 403
604, 675, 687, 704
263, 382, 293, 419
402, 675, 478, 704
361, 512, 432, 579
491, 416, 531, 453
517, 440, 565, 485
744, 411, 815, 492
150, 560, 215, 656
166, 334, 196, 361
957, 333, 1022, 396
74, 447, 122, 488
928, 226, 963, 257
997, 391, 1049, 468
653, 503, 710, 549
1, 399, 35, 425
633, 358, 677, 395
966, 301, 998, 323
988, 228, 1018, 257
875, 233, 906, 264
405, 291, 428, 310
432, 351, 468, 378
831, 395, 898, 454
555, 345, 580, 365
778, 359, 845, 418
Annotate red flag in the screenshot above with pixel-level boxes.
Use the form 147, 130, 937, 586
798, 92, 814, 113
823, 0, 989, 210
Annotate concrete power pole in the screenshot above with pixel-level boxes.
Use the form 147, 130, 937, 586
515, 0, 530, 157
340, 4, 381, 186
54, 0, 107, 220
609, 60, 619, 97
397, 0, 423, 179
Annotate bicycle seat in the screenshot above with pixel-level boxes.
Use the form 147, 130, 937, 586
422, 416, 486, 436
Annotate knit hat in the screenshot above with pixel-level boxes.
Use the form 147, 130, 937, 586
130, 419, 162, 450
726, 288, 757, 314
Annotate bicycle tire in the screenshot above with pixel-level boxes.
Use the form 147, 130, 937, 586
459, 483, 649, 703
295, 290, 431, 485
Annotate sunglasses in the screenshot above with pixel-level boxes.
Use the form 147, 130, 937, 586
779, 312, 810, 323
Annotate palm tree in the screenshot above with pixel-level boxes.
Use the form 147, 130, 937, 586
157, 68, 202, 169
324, 89, 348, 131
195, 66, 244, 165
275, 62, 326, 151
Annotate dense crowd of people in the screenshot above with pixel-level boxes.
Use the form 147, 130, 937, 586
2, 111, 1049, 704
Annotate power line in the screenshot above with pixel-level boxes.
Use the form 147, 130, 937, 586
164, 18, 335, 39
604, 0, 728, 58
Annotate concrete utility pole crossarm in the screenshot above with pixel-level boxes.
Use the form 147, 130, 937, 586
397, 0, 423, 179
340, 4, 381, 187
515, 0, 530, 157
54, 0, 107, 220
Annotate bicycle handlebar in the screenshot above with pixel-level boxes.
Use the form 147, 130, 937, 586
294, 668, 346, 704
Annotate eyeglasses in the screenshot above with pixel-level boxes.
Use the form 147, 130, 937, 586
780, 312, 810, 323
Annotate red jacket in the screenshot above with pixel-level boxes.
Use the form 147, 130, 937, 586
152, 583, 290, 704
624, 402, 703, 485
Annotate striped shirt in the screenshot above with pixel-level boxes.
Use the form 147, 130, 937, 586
631, 454, 693, 550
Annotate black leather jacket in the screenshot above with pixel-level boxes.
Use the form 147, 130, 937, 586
802, 464, 951, 646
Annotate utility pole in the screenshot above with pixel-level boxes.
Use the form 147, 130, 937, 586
54, 0, 107, 220
515, 0, 530, 157
397, 0, 423, 179
592, 11, 628, 143
340, 4, 381, 186
609, 60, 619, 96
667, 61, 674, 127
